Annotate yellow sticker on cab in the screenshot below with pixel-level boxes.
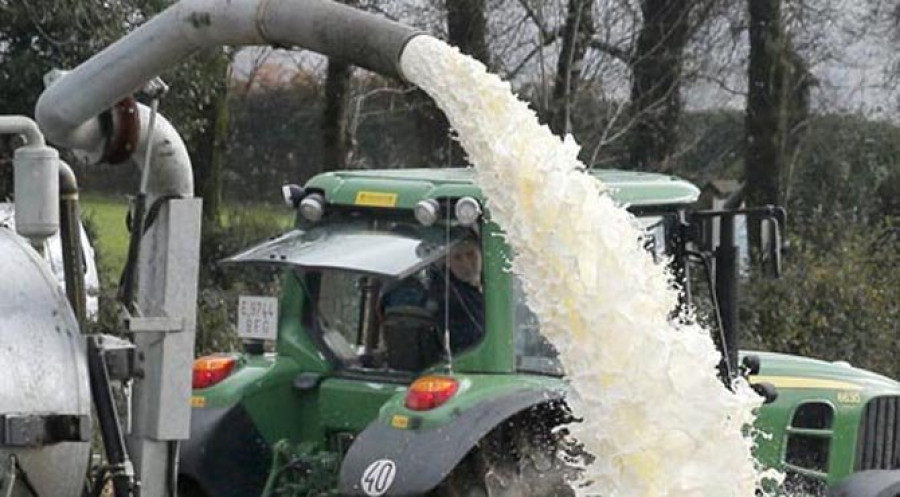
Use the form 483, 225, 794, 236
391, 415, 410, 429
355, 191, 398, 208
191, 396, 207, 408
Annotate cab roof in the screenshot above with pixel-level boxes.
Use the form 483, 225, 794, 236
306, 168, 700, 210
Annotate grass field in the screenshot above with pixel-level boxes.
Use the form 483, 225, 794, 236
80, 193, 130, 278
80, 193, 294, 280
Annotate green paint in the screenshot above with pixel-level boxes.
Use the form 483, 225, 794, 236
746, 350, 900, 487
376, 373, 564, 430
189, 168, 900, 494
306, 168, 700, 210
319, 378, 408, 433
451, 221, 516, 373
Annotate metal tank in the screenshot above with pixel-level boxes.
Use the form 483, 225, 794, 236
0, 227, 91, 497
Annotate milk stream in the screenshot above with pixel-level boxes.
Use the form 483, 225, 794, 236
401, 36, 782, 496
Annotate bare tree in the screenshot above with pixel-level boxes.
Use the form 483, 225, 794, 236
745, 0, 808, 205
406, 0, 492, 168
322, 57, 354, 171
192, 51, 231, 223
745, 0, 813, 245
321, 0, 360, 171
627, 0, 726, 172
447, 0, 491, 66
511, 0, 730, 169
548, 0, 596, 135
629, 0, 690, 171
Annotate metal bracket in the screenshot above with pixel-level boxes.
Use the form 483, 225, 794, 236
0, 413, 92, 447
126, 315, 184, 333
95, 334, 138, 381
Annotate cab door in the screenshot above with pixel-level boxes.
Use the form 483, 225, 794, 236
225, 220, 469, 451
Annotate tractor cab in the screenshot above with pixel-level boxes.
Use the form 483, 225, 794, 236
181, 167, 701, 496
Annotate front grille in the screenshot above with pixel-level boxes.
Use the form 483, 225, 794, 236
856, 396, 900, 470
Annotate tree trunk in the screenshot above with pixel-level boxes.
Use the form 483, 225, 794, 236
193, 54, 230, 224
745, 0, 811, 250
321, 0, 359, 172
322, 57, 354, 171
408, 0, 491, 168
447, 0, 490, 66
206, 94, 228, 222
745, 0, 784, 209
628, 0, 692, 172
548, 0, 595, 136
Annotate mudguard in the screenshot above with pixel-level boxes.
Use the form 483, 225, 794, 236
338, 388, 563, 496
827, 470, 900, 497
179, 404, 272, 497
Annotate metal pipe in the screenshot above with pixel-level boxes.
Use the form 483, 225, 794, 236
35, 0, 421, 155
714, 187, 744, 381
42, 71, 192, 201
58, 160, 87, 329
133, 106, 193, 199
0, 116, 45, 146
260, 0, 422, 78
714, 214, 738, 381
87, 336, 135, 497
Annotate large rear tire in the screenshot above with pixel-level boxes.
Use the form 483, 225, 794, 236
430, 405, 581, 497
177, 476, 209, 497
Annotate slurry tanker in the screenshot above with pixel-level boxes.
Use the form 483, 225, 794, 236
1, 1, 898, 496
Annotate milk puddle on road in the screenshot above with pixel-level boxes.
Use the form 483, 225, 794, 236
401, 36, 781, 497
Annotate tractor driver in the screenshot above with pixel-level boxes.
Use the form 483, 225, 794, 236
432, 238, 485, 353
378, 237, 485, 369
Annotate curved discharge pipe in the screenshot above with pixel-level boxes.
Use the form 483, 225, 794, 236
35, 0, 422, 198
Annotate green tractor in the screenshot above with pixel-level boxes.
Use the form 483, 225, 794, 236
179, 168, 900, 497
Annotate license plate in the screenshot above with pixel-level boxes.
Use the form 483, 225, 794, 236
237, 295, 279, 341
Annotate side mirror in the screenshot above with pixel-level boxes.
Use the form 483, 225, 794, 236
741, 354, 761, 376
751, 382, 779, 404
761, 218, 782, 278
742, 354, 777, 404
759, 206, 787, 278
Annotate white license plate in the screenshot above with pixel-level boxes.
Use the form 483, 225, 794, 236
237, 295, 279, 341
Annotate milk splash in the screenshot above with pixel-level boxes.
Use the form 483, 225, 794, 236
401, 36, 776, 496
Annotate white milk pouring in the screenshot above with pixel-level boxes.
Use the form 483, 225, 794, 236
401, 36, 778, 497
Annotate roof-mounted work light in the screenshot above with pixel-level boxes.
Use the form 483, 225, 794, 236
299, 193, 326, 222
454, 197, 482, 227
281, 184, 305, 208
414, 199, 440, 226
